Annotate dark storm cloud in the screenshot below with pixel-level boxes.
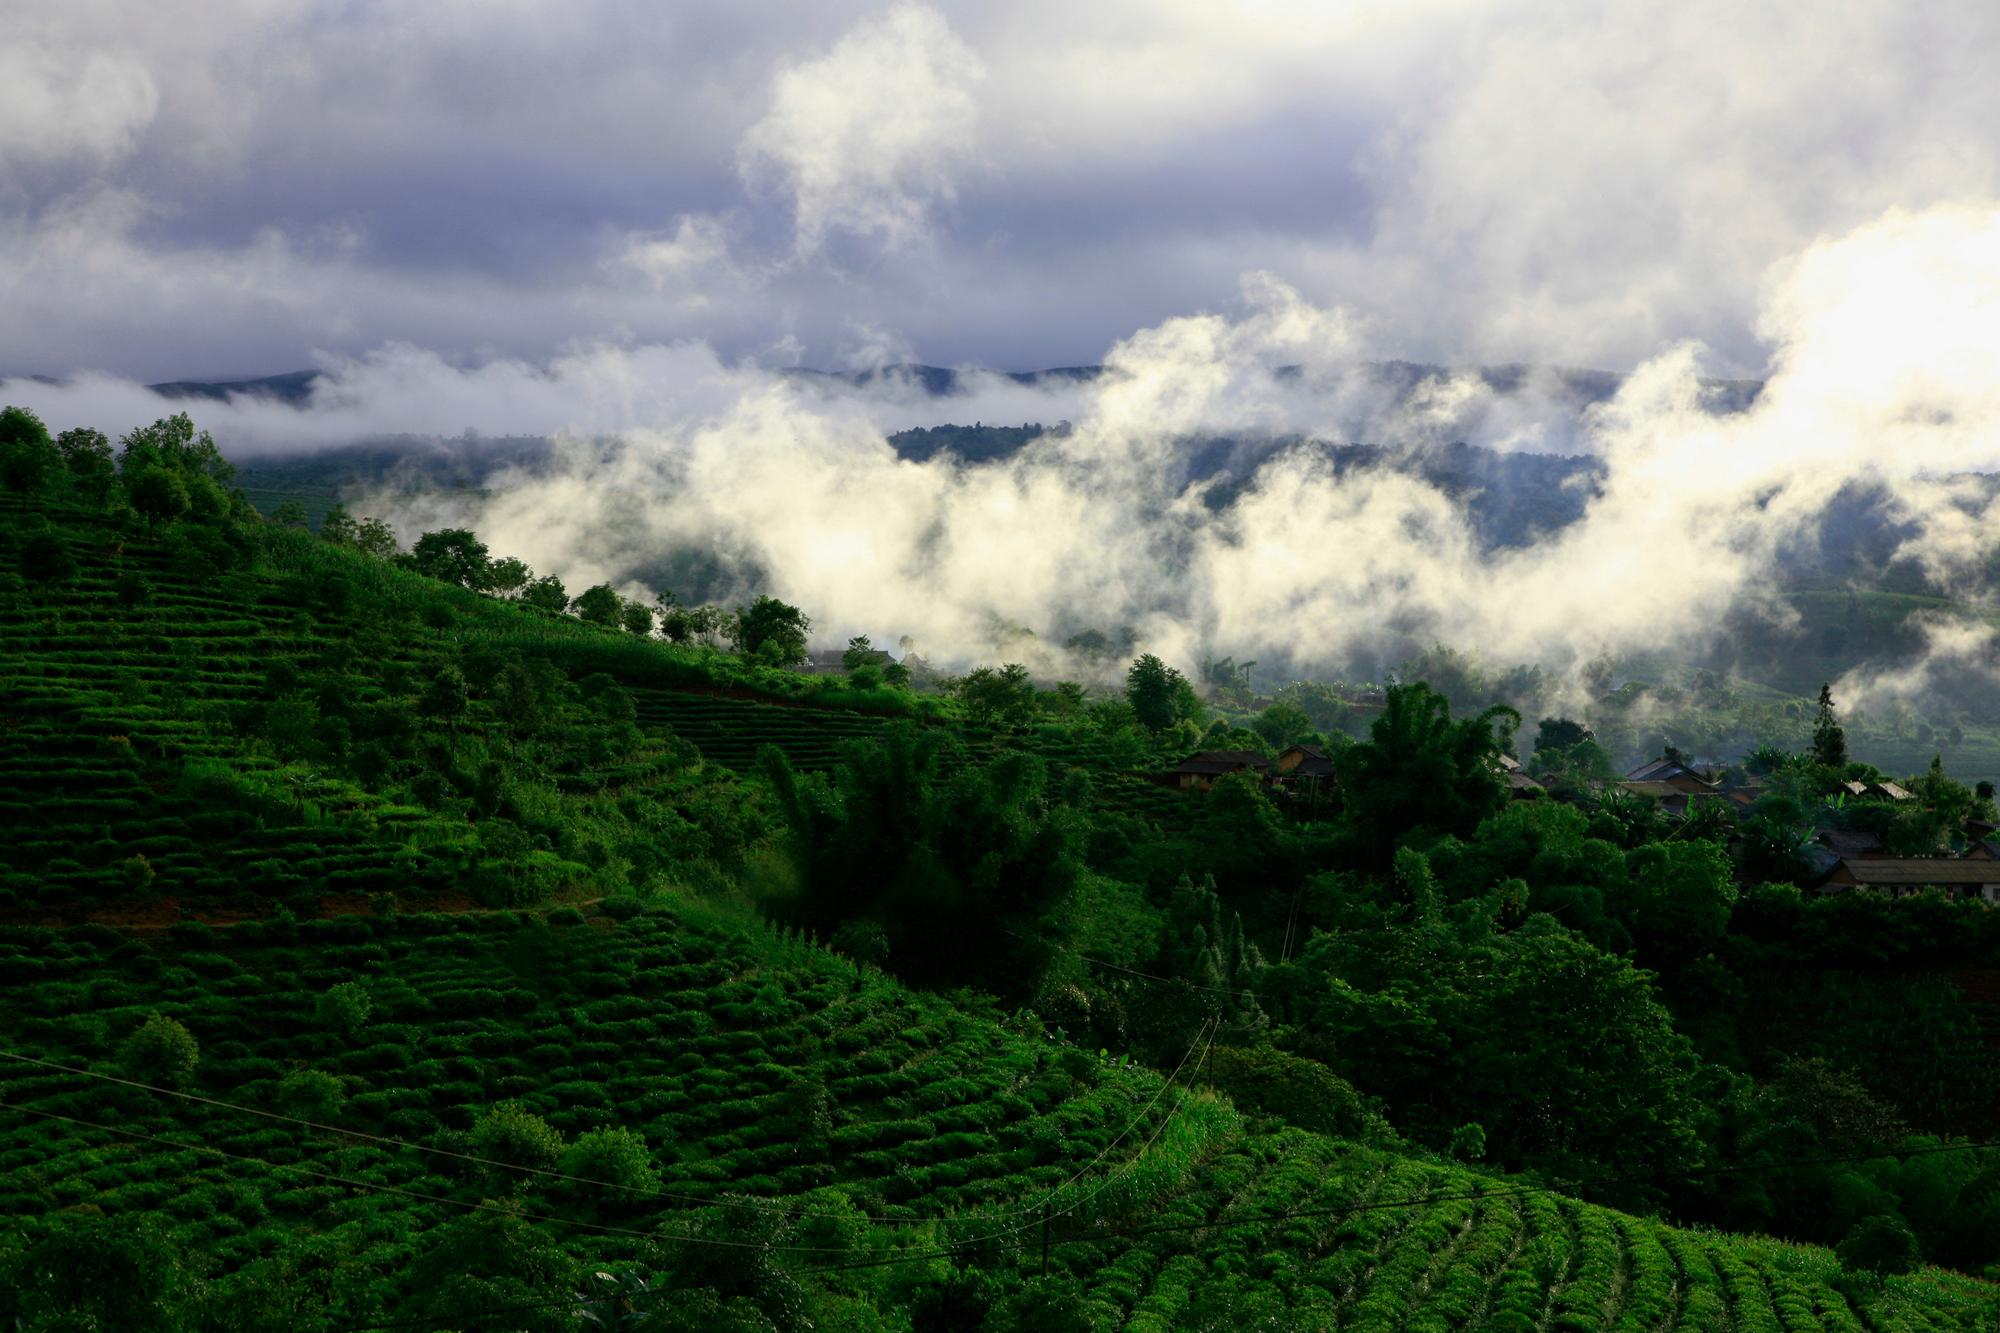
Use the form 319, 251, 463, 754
4, 0, 2000, 380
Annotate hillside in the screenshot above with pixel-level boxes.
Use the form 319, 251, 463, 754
2, 411, 1999, 1328
5, 906, 1993, 1330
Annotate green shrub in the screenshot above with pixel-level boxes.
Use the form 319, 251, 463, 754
275, 1068, 346, 1121
120, 1011, 200, 1088
559, 1126, 659, 1204
468, 1101, 565, 1177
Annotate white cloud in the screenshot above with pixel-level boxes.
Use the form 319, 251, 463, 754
0, 39, 157, 166
737, 3, 984, 255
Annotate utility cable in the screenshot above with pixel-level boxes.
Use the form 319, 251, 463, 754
999, 925, 1258, 998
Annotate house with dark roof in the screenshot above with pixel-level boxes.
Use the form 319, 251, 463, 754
1274, 743, 1336, 781
1495, 752, 1543, 797
1163, 750, 1271, 792
1817, 828, 1889, 860
1624, 757, 1718, 795
799, 647, 897, 675
1823, 858, 2000, 904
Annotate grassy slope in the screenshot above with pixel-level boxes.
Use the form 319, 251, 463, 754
0, 497, 1993, 1327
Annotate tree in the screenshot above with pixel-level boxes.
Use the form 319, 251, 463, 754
276, 1067, 346, 1120
734, 594, 811, 665
1336, 681, 1518, 863
842, 634, 876, 670
54, 426, 115, 501
20, 531, 77, 586
760, 723, 1078, 994
0, 405, 59, 491
411, 528, 491, 589
316, 980, 372, 1038
956, 663, 1037, 726
621, 600, 655, 636
1620, 839, 1738, 953
270, 499, 309, 529
1813, 682, 1850, 769
121, 1011, 199, 1088
559, 1126, 659, 1204
353, 516, 398, 558
469, 1101, 565, 1176
1126, 653, 1189, 731
572, 582, 623, 628
127, 465, 191, 525
405, 1207, 575, 1333
119, 413, 233, 484
1252, 700, 1312, 748
521, 573, 569, 613
7, 1213, 199, 1332
487, 555, 532, 598
1837, 1214, 1921, 1276
419, 665, 470, 734
318, 502, 358, 546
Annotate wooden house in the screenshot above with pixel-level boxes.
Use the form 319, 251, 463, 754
1164, 750, 1271, 792
1624, 757, 1718, 796
1823, 858, 2000, 904
1273, 743, 1336, 781
1494, 752, 1543, 797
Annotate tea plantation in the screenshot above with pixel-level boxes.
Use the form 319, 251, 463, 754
4, 906, 1992, 1330
1, 413, 1997, 1328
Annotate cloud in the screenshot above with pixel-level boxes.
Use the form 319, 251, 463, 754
6, 0, 2000, 379
738, 3, 984, 255
16, 200, 2000, 711
0, 39, 158, 166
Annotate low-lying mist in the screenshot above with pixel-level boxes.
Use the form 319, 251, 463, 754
11, 202, 2000, 730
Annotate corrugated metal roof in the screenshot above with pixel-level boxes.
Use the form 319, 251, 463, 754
1835, 859, 2000, 885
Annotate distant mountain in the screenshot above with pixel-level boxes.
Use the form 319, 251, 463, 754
131, 359, 1764, 411
146, 370, 322, 404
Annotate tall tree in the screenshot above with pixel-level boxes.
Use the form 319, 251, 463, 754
1337, 681, 1518, 863
1126, 653, 1195, 732
734, 594, 811, 665
1812, 682, 1849, 769
571, 582, 623, 628
410, 528, 491, 589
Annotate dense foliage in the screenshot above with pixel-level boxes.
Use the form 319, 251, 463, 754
2, 404, 1998, 1329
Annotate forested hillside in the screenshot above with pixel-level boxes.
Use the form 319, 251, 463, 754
2, 404, 1998, 1330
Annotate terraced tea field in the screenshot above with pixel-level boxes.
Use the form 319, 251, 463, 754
0, 904, 1989, 1329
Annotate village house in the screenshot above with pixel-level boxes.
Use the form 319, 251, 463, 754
1273, 743, 1336, 782
799, 646, 897, 675
1823, 858, 2000, 905
1495, 753, 1544, 798
1159, 750, 1271, 792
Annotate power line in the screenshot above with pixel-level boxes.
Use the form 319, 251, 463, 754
1004, 1017, 1215, 1221
1000, 925, 1258, 997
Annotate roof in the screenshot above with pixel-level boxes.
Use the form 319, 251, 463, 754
1873, 781, 1914, 802
1619, 780, 1687, 800
1506, 771, 1544, 791
1627, 757, 1701, 782
1275, 744, 1336, 779
1818, 829, 1888, 858
1172, 750, 1271, 776
1496, 753, 1522, 772
1625, 759, 1717, 792
1831, 859, 2000, 886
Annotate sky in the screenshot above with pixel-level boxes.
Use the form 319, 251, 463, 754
10, 1, 2000, 721
7, 0, 2000, 381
